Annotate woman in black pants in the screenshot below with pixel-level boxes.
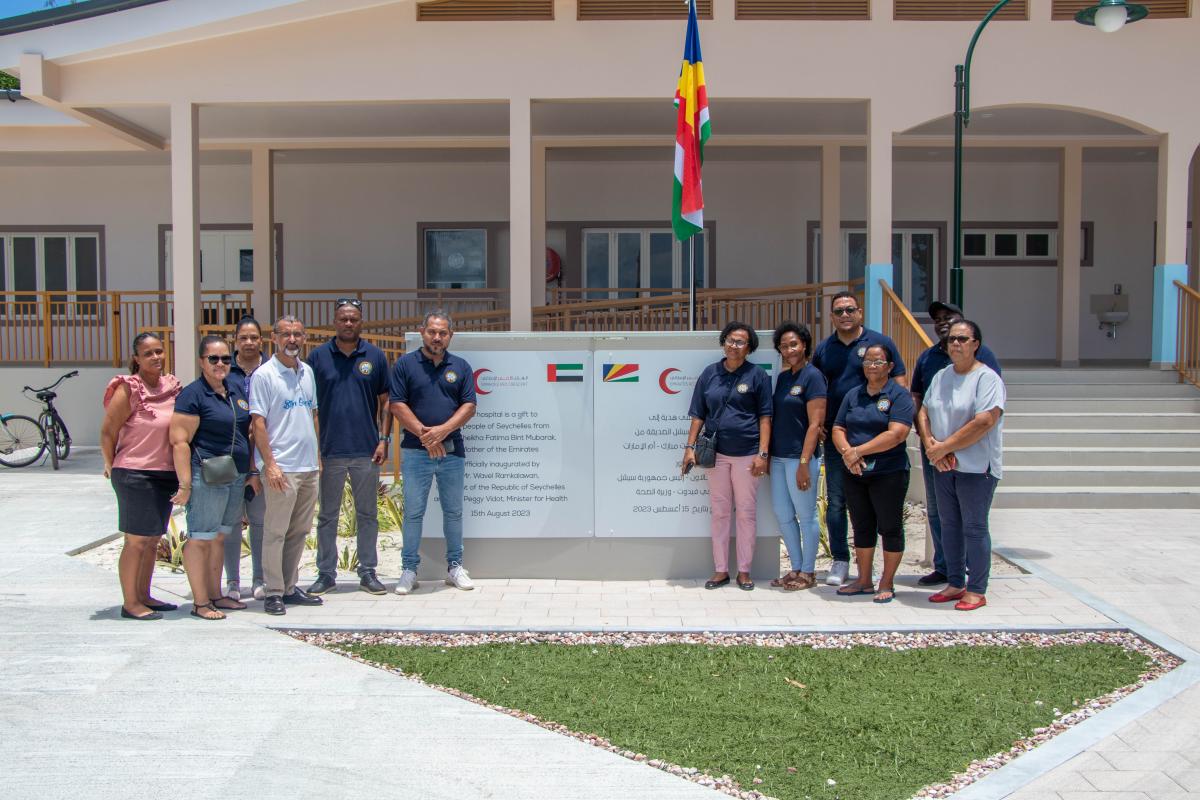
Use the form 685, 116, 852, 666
830, 343, 914, 603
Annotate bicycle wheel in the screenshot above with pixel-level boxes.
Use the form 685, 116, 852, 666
51, 418, 70, 461
0, 415, 47, 468
40, 413, 59, 470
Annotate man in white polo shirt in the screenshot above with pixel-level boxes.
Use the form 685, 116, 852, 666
249, 315, 324, 616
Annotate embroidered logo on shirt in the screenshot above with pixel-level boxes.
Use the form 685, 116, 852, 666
736, 383, 749, 394
789, 385, 803, 396
857, 346, 867, 357
236, 398, 249, 410
357, 360, 373, 376
445, 370, 459, 384
876, 397, 891, 412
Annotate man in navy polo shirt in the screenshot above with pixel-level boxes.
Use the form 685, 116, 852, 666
910, 300, 1001, 587
388, 309, 477, 596
305, 300, 392, 596
812, 290, 907, 587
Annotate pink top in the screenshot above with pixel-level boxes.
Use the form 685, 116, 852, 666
104, 373, 181, 472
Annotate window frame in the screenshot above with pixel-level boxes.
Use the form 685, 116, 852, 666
0, 226, 105, 320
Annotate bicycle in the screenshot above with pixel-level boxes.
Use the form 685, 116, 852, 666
0, 371, 78, 470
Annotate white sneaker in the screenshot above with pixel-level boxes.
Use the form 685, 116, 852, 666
825, 560, 850, 586
446, 564, 474, 591
394, 570, 419, 595
226, 582, 241, 601
251, 581, 266, 601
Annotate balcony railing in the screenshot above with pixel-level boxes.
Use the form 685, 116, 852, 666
1177, 280, 1200, 391
878, 280, 933, 372
274, 288, 507, 332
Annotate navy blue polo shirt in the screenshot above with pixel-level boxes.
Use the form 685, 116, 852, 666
813, 328, 907, 430
910, 342, 1002, 398
688, 359, 773, 457
769, 364, 828, 459
833, 379, 915, 474
307, 338, 390, 458
230, 352, 268, 398
389, 348, 477, 458
174, 377, 253, 473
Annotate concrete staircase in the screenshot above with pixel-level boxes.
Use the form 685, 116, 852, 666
998, 368, 1200, 508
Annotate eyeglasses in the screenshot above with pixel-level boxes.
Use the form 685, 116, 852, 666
831, 307, 860, 317
862, 359, 890, 367
947, 335, 976, 344
205, 355, 233, 365
724, 339, 750, 349
335, 298, 363, 309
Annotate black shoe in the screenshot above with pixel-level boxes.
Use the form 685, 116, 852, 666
144, 600, 178, 612
282, 588, 324, 606
121, 607, 163, 621
917, 571, 948, 587
359, 571, 386, 595
307, 574, 337, 595
704, 576, 730, 590
264, 596, 286, 615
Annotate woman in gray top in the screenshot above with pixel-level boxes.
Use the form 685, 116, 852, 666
916, 320, 1005, 612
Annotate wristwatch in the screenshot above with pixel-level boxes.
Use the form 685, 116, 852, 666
379, 433, 391, 442
758, 451, 769, 459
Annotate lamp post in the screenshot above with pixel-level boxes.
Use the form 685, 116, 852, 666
949, 0, 1147, 308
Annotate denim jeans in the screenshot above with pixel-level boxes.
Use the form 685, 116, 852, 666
921, 454, 946, 575
401, 448, 465, 572
224, 485, 265, 586
315, 457, 380, 577
932, 469, 998, 595
821, 441, 851, 562
185, 469, 247, 540
769, 456, 822, 573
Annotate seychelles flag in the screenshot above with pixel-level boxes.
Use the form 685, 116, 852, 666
602, 364, 639, 383
672, 0, 709, 242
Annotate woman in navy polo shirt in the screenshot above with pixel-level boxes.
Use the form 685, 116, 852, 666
682, 321, 773, 591
224, 315, 269, 601
168, 335, 253, 620
830, 343, 914, 603
768, 322, 827, 591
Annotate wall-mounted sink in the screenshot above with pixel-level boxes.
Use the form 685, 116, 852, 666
1098, 310, 1129, 325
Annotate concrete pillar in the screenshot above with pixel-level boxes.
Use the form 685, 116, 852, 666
509, 97, 533, 331
865, 105, 893, 297
251, 146, 275, 323
1056, 144, 1082, 368
532, 141, 547, 308
864, 263, 894, 331
170, 102, 201, 383
1189, 146, 1199, 290
820, 144, 842, 284
1152, 133, 1200, 366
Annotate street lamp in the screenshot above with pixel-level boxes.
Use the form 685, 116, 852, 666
949, 0, 1148, 308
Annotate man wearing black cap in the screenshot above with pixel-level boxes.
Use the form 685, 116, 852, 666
910, 300, 1002, 586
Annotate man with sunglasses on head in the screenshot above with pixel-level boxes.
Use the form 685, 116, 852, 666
812, 291, 907, 587
910, 300, 1001, 588
305, 299, 392, 597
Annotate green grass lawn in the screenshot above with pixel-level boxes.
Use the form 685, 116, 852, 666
342, 640, 1150, 800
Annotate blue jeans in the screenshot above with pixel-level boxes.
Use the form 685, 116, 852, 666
932, 470, 998, 595
186, 469, 247, 540
770, 457, 822, 573
921, 455, 946, 575
821, 441, 851, 562
224, 483, 265, 586
401, 448, 465, 572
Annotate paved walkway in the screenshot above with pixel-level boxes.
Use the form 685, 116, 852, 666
3, 451, 1198, 799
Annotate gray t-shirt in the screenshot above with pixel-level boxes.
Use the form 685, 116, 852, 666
925, 363, 1005, 479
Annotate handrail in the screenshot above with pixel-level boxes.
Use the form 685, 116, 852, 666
1175, 280, 1200, 391
878, 280, 932, 374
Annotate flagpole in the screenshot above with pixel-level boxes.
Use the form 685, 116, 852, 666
688, 236, 697, 331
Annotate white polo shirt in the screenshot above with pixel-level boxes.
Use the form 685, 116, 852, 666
248, 355, 319, 473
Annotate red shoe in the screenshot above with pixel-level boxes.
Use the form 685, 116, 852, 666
954, 596, 987, 611
928, 589, 966, 603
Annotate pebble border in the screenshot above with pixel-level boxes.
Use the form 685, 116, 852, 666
291, 629, 1179, 800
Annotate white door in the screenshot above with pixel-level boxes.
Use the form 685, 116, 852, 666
165, 230, 255, 325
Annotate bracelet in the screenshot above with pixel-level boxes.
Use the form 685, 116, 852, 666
178, 485, 192, 491
684, 444, 695, 450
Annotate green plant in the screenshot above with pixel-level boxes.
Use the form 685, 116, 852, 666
379, 479, 404, 533
157, 515, 187, 573
338, 544, 359, 572
240, 532, 252, 558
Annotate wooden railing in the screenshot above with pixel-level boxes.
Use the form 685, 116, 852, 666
0, 290, 251, 367
878, 280, 933, 371
1177, 280, 1200, 390
274, 288, 507, 332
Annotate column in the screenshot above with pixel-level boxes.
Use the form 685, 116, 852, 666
1056, 144, 1082, 368
509, 97, 533, 331
532, 141, 548, 308
170, 102, 201, 383
1151, 132, 1199, 367
820, 144, 842, 284
865, 105, 893, 326
1189, 145, 1199, 290
251, 146, 275, 324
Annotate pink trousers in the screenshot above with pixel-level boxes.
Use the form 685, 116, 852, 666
706, 453, 760, 573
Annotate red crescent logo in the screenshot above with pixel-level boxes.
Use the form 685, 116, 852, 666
473, 368, 492, 395
659, 368, 680, 394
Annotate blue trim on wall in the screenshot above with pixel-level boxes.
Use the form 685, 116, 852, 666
1151, 264, 1187, 366
864, 263, 894, 331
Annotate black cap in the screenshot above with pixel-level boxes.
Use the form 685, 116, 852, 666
928, 300, 963, 317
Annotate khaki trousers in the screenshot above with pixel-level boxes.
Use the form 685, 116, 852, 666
262, 471, 319, 597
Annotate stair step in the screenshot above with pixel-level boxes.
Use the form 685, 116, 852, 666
1002, 447, 1200, 467
1003, 412, 1200, 430
1003, 368, 1181, 384
1006, 398, 1200, 413
1004, 429, 1200, 447
1006, 384, 1198, 399
1001, 466, 1200, 487
993, 485, 1200, 509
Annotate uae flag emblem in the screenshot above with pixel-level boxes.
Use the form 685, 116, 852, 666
546, 363, 584, 382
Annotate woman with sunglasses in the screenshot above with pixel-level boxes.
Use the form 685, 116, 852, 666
830, 343, 913, 604
224, 316, 269, 601
168, 336, 253, 620
917, 320, 1005, 612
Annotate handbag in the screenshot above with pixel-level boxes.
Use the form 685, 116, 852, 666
200, 393, 240, 486
693, 377, 740, 469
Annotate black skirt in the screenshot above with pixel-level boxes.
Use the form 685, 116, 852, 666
110, 467, 178, 536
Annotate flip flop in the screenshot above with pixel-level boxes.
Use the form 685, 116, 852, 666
873, 589, 895, 604
836, 586, 874, 597
212, 596, 247, 611
144, 600, 178, 612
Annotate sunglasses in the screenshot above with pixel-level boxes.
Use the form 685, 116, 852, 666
205, 355, 233, 365
947, 335, 976, 344
831, 307, 860, 317
335, 298, 363, 308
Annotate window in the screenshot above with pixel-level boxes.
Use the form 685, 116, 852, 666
812, 226, 939, 308
583, 228, 707, 299
424, 228, 487, 289
961, 228, 1058, 261
0, 232, 100, 316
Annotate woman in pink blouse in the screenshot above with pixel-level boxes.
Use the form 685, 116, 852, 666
100, 333, 182, 620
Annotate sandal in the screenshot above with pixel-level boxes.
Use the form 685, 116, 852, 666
771, 570, 802, 588
212, 596, 247, 611
782, 573, 816, 592
190, 601, 226, 621
873, 588, 896, 604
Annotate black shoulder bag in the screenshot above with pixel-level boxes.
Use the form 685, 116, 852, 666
199, 393, 240, 486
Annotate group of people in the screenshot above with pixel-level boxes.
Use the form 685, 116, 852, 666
102, 304, 476, 620
683, 292, 1005, 610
